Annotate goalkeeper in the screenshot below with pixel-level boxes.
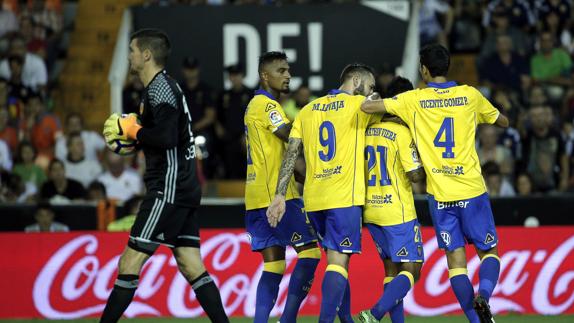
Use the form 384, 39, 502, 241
100, 29, 228, 323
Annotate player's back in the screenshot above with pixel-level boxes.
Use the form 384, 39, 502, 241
383, 82, 500, 201
291, 89, 372, 211
244, 90, 298, 210
364, 120, 421, 226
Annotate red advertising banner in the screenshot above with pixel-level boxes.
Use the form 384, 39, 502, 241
1, 227, 573, 319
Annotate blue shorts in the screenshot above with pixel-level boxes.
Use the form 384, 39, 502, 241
428, 193, 498, 252
307, 206, 362, 254
245, 199, 317, 251
366, 219, 424, 263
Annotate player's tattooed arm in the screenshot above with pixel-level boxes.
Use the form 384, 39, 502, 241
276, 137, 302, 196
273, 123, 293, 143
361, 93, 387, 114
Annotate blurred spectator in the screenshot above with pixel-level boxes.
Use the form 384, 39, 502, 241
478, 125, 515, 177
528, 84, 550, 106
515, 172, 534, 195
375, 64, 396, 98
482, 161, 516, 197
419, 0, 454, 48
0, 5, 18, 38
536, 0, 571, 35
87, 181, 107, 202
12, 141, 46, 190
97, 150, 143, 202
21, 0, 63, 40
40, 158, 86, 202
19, 92, 61, 166
62, 132, 103, 188
122, 73, 144, 115
0, 35, 47, 90
450, 0, 483, 52
522, 105, 569, 192
479, 8, 531, 59
483, 0, 536, 32
215, 64, 251, 179
4, 172, 36, 203
283, 84, 314, 121
55, 113, 105, 162
19, 16, 47, 59
0, 107, 17, 153
107, 195, 143, 232
180, 57, 217, 177
24, 202, 69, 232
530, 31, 572, 88
480, 35, 530, 95
0, 138, 11, 171
491, 87, 522, 128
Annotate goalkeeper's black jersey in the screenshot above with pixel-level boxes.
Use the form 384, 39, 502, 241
139, 70, 201, 207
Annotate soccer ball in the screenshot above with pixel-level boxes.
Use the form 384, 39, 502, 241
107, 138, 137, 156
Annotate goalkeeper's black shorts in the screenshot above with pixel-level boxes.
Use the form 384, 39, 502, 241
128, 192, 200, 255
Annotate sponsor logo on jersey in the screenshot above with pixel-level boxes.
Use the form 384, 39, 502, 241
440, 231, 451, 247
340, 237, 352, 247
431, 165, 465, 176
313, 165, 342, 179
485, 233, 496, 244
396, 247, 409, 257
265, 102, 276, 112
291, 232, 302, 243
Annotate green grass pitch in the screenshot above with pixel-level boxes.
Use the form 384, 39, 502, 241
1, 316, 574, 322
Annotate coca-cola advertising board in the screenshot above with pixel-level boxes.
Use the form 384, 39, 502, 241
1, 227, 573, 319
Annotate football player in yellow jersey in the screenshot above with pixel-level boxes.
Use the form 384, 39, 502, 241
267, 63, 377, 323
244, 51, 321, 323
361, 44, 510, 323
358, 77, 426, 323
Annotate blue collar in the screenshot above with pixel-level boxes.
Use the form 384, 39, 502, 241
328, 89, 350, 95
427, 81, 457, 89
254, 88, 276, 101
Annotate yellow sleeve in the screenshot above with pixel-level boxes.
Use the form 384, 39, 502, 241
382, 92, 414, 126
475, 88, 500, 124
290, 113, 302, 139
396, 127, 423, 172
261, 100, 290, 132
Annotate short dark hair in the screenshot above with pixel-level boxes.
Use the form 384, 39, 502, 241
130, 29, 171, 67
48, 158, 64, 171
88, 181, 107, 197
419, 44, 450, 77
66, 112, 83, 125
36, 201, 54, 214
482, 161, 501, 177
385, 76, 414, 98
340, 63, 375, 84
258, 51, 288, 73
182, 56, 199, 69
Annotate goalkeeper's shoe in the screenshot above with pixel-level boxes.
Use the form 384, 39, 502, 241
358, 310, 379, 323
103, 113, 141, 141
473, 295, 495, 323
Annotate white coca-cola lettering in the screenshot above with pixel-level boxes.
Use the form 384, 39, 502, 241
532, 236, 574, 314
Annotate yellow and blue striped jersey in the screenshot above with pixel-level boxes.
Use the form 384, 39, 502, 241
244, 89, 299, 210
382, 81, 499, 201
364, 120, 422, 226
290, 89, 374, 212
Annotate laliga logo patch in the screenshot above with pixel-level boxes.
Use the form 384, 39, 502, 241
440, 231, 451, 246
269, 110, 283, 126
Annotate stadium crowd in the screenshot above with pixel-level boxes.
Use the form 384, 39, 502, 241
2, 0, 574, 220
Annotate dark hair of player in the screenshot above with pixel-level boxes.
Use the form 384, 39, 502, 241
258, 51, 288, 73
130, 29, 171, 67
339, 63, 375, 84
419, 43, 450, 77
385, 76, 414, 98
48, 158, 64, 171
36, 200, 54, 214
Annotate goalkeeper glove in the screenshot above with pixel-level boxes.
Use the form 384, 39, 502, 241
103, 113, 142, 141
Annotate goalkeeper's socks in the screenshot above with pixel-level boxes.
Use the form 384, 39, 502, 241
99, 274, 139, 323
280, 249, 320, 323
337, 280, 354, 323
370, 271, 413, 320
478, 255, 500, 301
254, 261, 284, 323
190, 272, 229, 323
449, 268, 480, 323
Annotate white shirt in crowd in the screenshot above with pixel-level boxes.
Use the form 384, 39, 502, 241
55, 131, 106, 162
0, 52, 48, 89
97, 168, 143, 202
25, 222, 69, 233
0, 10, 18, 38
0, 139, 12, 171
63, 158, 103, 188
